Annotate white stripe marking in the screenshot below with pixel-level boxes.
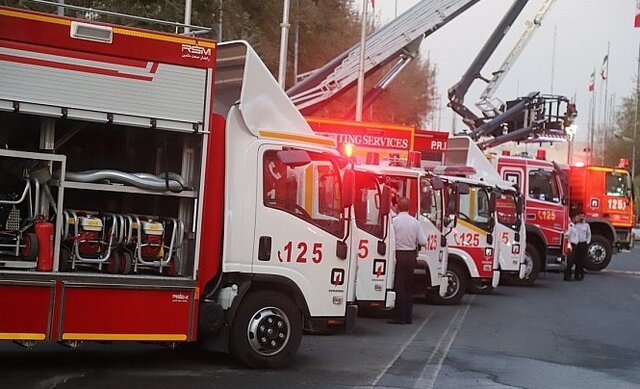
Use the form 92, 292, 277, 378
602, 269, 640, 276
414, 295, 475, 389
370, 310, 437, 387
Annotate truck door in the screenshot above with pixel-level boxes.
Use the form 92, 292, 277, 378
418, 175, 447, 296
353, 171, 392, 307
496, 191, 525, 277
527, 167, 566, 260
256, 147, 350, 318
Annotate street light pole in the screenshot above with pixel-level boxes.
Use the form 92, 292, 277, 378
277, 0, 291, 89
634, 38, 640, 180
355, 0, 368, 122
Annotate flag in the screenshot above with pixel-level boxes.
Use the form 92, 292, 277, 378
636, 0, 640, 27
599, 54, 608, 80
588, 69, 595, 92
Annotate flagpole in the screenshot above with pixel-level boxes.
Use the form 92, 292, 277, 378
355, 0, 368, 122
633, 37, 640, 180
602, 42, 610, 165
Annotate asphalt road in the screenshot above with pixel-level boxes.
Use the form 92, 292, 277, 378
2, 248, 640, 389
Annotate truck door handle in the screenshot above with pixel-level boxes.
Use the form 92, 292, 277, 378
258, 236, 271, 261
526, 214, 535, 220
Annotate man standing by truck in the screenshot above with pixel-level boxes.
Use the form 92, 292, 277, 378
390, 197, 427, 324
573, 212, 592, 281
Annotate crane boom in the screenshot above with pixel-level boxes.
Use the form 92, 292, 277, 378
286, 0, 480, 115
476, 0, 556, 117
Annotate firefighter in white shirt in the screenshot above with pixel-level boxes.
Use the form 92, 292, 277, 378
390, 197, 427, 324
573, 211, 591, 280
565, 214, 579, 281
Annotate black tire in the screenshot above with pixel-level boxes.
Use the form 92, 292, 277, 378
229, 292, 302, 368
584, 235, 613, 271
509, 243, 541, 286
58, 246, 71, 272
467, 282, 494, 295
425, 261, 467, 305
21, 232, 39, 261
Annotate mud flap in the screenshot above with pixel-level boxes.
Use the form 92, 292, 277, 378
385, 290, 396, 309
518, 262, 527, 279
492, 269, 500, 288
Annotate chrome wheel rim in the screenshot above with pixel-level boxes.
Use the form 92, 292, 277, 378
247, 307, 290, 357
444, 270, 460, 299
523, 252, 534, 278
589, 243, 606, 265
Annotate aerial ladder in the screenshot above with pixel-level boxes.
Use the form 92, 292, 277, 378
446, 0, 576, 149
475, 0, 556, 117
286, 0, 481, 116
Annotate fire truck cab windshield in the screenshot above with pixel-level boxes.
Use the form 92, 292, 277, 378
420, 176, 443, 231
263, 149, 345, 237
459, 186, 492, 231
528, 169, 561, 204
606, 171, 632, 198
354, 172, 384, 238
496, 191, 521, 231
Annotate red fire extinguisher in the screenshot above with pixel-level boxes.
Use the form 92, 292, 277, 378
35, 217, 54, 272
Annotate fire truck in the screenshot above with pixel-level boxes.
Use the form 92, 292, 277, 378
0, 7, 361, 368
442, 137, 527, 289
567, 161, 634, 269
306, 118, 455, 304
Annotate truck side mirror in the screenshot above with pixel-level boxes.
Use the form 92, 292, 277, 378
342, 170, 355, 209
377, 240, 386, 255
276, 149, 311, 167
445, 214, 457, 228
516, 195, 524, 213
336, 240, 348, 259
489, 191, 497, 213
431, 176, 444, 190
457, 183, 470, 195
380, 186, 391, 216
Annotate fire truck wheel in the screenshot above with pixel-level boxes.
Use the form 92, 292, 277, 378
509, 244, 540, 286
59, 246, 71, 272
230, 292, 302, 368
584, 235, 612, 271
21, 233, 39, 261
425, 262, 466, 305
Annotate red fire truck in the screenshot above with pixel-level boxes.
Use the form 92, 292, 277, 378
567, 161, 635, 269
0, 6, 359, 368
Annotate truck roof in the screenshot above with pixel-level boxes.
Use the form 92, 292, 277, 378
0, 7, 216, 69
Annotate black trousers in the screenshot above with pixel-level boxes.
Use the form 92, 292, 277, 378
394, 250, 417, 323
574, 242, 587, 278
564, 247, 576, 279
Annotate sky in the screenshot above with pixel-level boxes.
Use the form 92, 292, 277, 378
356, 0, 640, 144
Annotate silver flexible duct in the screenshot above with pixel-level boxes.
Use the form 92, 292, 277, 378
66, 170, 187, 192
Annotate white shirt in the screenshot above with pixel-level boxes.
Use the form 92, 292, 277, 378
567, 222, 579, 244
574, 221, 591, 244
392, 211, 427, 251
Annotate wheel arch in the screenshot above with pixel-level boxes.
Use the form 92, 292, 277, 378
525, 224, 547, 270
587, 218, 616, 245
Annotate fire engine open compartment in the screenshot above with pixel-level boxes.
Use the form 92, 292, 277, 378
0, 111, 206, 280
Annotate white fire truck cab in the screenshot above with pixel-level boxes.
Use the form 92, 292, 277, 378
442, 137, 527, 289
357, 164, 457, 304
0, 6, 359, 369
